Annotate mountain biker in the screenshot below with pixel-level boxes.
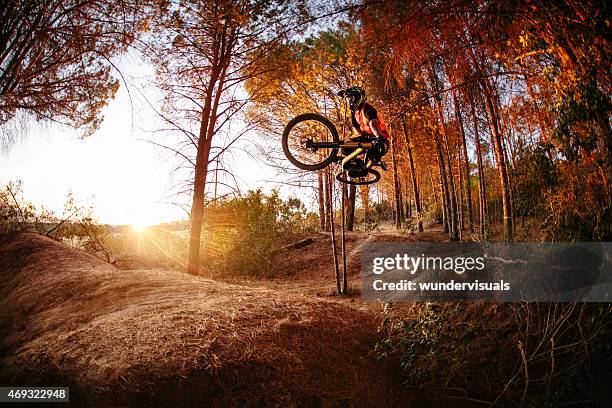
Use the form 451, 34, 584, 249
337, 86, 390, 171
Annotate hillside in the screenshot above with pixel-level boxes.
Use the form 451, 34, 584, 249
0, 233, 415, 407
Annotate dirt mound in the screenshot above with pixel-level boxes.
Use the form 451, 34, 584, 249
0, 233, 411, 407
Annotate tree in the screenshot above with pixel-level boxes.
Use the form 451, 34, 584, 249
145, 0, 311, 274
0, 0, 144, 136
400, 113, 423, 231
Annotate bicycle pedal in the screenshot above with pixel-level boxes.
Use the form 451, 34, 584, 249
380, 161, 388, 171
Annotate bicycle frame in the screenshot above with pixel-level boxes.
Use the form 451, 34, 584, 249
304, 140, 374, 149
304, 140, 374, 173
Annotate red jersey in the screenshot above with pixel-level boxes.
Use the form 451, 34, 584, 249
352, 102, 390, 140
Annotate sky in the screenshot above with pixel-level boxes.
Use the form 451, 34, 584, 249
0, 53, 286, 226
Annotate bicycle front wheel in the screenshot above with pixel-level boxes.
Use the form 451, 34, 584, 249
282, 113, 340, 171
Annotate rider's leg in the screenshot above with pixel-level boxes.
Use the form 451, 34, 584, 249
367, 137, 389, 170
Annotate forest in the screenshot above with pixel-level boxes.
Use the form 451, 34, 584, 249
1, 0, 611, 406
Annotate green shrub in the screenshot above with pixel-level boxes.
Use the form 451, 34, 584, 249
375, 303, 441, 384
512, 144, 558, 218
201, 189, 317, 277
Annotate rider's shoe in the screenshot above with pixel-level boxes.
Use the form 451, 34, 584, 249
378, 161, 388, 171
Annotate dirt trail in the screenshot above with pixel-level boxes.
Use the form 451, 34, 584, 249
0, 227, 456, 407
242, 226, 448, 306
0, 232, 429, 407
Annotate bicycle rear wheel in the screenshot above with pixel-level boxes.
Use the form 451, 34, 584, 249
282, 113, 339, 171
336, 168, 381, 185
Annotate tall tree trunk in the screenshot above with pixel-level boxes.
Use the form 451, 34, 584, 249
187, 145, 211, 275
401, 114, 423, 231
454, 91, 474, 232
429, 66, 458, 238
390, 137, 403, 229
346, 184, 356, 231
186, 73, 221, 274
481, 77, 513, 241
471, 94, 488, 240
360, 185, 370, 225
436, 103, 459, 240
186, 26, 234, 274
457, 153, 464, 240
404, 171, 412, 220
341, 183, 347, 295
435, 134, 451, 236
324, 170, 331, 232
327, 167, 340, 294
428, 166, 437, 207
318, 170, 326, 231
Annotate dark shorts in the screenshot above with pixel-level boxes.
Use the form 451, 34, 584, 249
342, 135, 389, 162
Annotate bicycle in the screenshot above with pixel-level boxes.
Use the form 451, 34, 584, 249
282, 113, 384, 185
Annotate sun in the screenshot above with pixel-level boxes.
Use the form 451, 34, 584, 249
130, 211, 157, 232
132, 219, 150, 232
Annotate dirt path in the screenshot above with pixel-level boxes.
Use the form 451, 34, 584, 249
229, 225, 448, 311
0, 227, 456, 407
0, 232, 420, 407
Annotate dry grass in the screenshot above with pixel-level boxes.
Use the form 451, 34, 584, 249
0, 233, 411, 407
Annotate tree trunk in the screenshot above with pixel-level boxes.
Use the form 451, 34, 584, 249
360, 185, 370, 225
186, 74, 220, 274
481, 77, 513, 241
318, 170, 326, 231
457, 153, 464, 240
404, 171, 412, 220
324, 170, 331, 232
346, 184, 356, 231
436, 103, 459, 240
327, 167, 341, 294
471, 93, 489, 240
401, 114, 423, 231
341, 184, 347, 295
407, 193, 413, 219
390, 137, 403, 229
454, 91, 474, 232
435, 134, 451, 236
186, 27, 233, 274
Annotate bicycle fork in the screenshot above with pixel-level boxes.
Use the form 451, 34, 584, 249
340, 147, 364, 173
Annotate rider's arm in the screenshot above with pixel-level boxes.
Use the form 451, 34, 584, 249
363, 104, 386, 139
351, 112, 365, 137
369, 119, 384, 138
352, 126, 366, 137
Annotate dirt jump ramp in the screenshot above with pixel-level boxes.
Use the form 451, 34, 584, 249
0, 233, 410, 407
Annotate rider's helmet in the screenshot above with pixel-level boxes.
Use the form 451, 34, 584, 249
338, 86, 366, 111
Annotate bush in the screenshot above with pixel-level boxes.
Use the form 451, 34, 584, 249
421, 200, 443, 227
375, 303, 441, 384
201, 189, 317, 277
0, 180, 55, 234
0, 180, 142, 266
376, 302, 612, 405
369, 199, 394, 223
512, 145, 558, 218
511, 145, 611, 241
541, 161, 611, 241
